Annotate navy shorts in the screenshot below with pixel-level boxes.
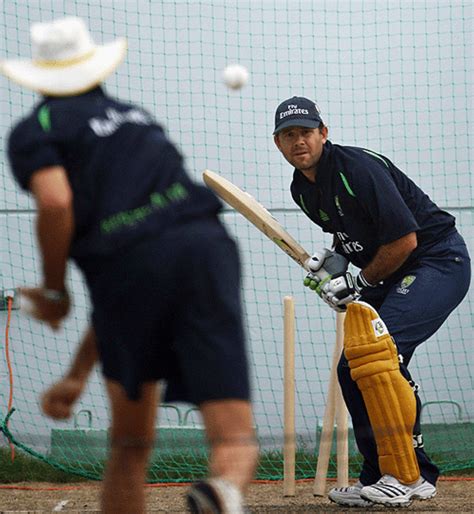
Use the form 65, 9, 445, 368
87, 218, 250, 403
360, 230, 471, 361
338, 230, 470, 485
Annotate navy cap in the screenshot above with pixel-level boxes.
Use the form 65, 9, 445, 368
273, 96, 323, 135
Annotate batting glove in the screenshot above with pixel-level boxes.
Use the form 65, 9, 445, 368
303, 249, 350, 296
319, 272, 360, 311
303, 249, 330, 293
321, 271, 378, 312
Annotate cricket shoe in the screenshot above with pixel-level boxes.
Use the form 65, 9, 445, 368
186, 477, 245, 514
360, 474, 436, 507
328, 481, 375, 508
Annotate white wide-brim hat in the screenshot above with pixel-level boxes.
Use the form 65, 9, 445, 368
1, 17, 127, 96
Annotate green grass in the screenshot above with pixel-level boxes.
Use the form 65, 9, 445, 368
1, 446, 472, 484
0, 448, 89, 483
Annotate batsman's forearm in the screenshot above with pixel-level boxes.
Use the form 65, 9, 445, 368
36, 206, 74, 290
362, 232, 417, 284
66, 327, 98, 382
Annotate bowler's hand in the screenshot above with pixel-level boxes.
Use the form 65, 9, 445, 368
41, 377, 85, 420
19, 287, 70, 330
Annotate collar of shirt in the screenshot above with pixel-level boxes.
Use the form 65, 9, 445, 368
42, 85, 106, 101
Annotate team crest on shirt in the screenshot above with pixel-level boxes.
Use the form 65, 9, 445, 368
319, 209, 330, 222
396, 275, 416, 295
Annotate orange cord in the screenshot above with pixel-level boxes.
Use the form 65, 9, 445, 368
4, 296, 15, 461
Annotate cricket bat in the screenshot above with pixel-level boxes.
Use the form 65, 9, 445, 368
203, 169, 311, 271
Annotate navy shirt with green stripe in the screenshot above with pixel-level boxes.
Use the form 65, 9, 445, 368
290, 140, 456, 272
7, 87, 221, 272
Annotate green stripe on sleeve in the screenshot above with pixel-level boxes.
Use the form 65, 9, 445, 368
363, 149, 389, 168
299, 194, 310, 214
38, 105, 51, 132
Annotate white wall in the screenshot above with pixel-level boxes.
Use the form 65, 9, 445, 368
0, 1, 472, 454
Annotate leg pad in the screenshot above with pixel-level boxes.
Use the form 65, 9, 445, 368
344, 301, 420, 484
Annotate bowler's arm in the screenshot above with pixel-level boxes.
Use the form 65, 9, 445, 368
42, 326, 98, 419
29, 165, 74, 291
65, 326, 99, 382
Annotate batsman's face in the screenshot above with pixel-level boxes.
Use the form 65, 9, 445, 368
274, 126, 328, 174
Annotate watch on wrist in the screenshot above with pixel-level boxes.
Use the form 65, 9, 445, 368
42, 289, 67, 302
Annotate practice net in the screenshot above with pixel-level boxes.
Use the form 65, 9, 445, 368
0, 0, 472, 482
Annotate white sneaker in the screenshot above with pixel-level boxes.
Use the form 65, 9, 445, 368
186, 477, 244, 513
328, 481, 375, 508
360, 474, 437, 507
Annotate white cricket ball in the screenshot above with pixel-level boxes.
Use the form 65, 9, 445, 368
222, 64, 249, 90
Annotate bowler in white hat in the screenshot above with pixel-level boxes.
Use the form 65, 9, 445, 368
2, 15, 258, 514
